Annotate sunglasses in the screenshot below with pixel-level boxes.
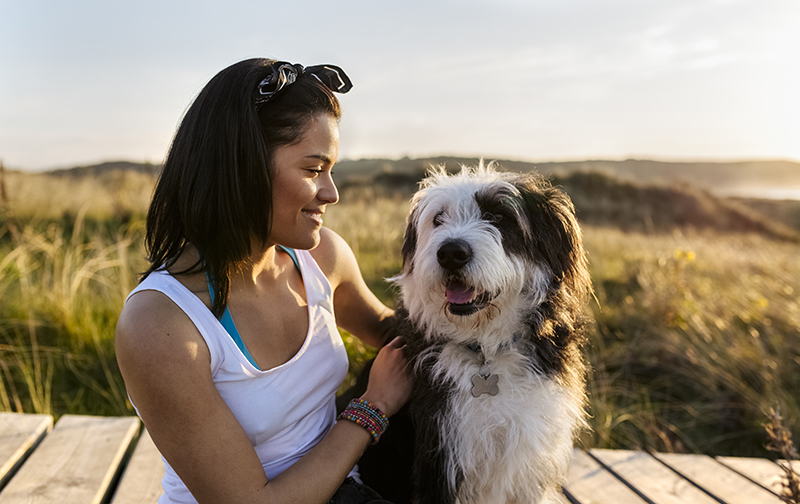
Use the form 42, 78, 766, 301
255, 62, 353, 107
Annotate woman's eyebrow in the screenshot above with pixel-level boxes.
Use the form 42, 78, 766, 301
305, 154, 333, 164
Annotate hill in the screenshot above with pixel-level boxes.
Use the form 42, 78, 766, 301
4, 157, 798, 239
337, 167, 800, 242
35, 156, 800, 197
554, 171, 799, 241
332, 157, 800, 198
46, 160, 161, 178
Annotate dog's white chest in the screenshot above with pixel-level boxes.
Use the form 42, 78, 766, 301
436, 353, 579, 504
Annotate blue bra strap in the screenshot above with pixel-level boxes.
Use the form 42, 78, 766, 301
203, 246, 301, 371
277, 245, 301, 276
205, 272, 261, 370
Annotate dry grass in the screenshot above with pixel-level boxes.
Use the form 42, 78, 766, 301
583, 227, 800, 454
765, 407, 800, 504
325, 193, 409, 305
1, 169, 798, 458
331, 198, 800, 456
0, 212, 147, 415
2, 168, 156, 220
324, 193, 410, 390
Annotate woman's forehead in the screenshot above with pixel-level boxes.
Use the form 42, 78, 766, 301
274, 113, 339, 164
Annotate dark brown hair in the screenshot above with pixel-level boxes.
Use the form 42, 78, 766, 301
143, 58, 341, 316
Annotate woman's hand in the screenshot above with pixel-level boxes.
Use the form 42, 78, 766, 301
361, 336, 413, 417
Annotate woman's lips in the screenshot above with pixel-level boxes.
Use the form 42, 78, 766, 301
303, 209, 323, 224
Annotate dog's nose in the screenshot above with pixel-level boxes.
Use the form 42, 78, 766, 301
437, 240, 473, 271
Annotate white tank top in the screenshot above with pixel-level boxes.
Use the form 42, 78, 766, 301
125, 249, 357, 504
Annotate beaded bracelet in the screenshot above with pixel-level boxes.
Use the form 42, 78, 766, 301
338, 398, 389, 444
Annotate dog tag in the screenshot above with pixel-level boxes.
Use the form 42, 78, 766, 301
471, 373, 499, 397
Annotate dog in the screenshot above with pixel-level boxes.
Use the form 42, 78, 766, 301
370, 162, 591, 504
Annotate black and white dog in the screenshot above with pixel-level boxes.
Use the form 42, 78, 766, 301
346, 162, 591, 503
393, 162, 591, 504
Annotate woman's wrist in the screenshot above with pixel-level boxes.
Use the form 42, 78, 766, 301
359, 393, 390, 417
337, 397, 389, 444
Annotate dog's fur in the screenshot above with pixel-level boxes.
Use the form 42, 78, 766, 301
384, 162, 590, 504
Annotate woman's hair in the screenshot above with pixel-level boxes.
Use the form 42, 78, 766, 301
143, 58, 342, 316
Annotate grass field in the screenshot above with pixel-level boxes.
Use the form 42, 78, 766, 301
1, 168, 798, 459
327, 194, 800, 457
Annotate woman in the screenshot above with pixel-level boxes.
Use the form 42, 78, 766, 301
115, 59, 413, 504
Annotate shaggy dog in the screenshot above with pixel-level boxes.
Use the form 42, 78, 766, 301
345, 162, 591, 504
396, 162, 590, 504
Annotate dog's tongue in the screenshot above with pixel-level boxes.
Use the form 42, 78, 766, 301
446, 281, 475, 304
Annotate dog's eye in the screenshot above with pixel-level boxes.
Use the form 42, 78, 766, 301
482, 212, 505, 224
433, 212, 445, 227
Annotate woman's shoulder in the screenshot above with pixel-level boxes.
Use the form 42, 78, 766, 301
308, 227, 358, 287
115, 286, 216, 442
116, 286, 211, 370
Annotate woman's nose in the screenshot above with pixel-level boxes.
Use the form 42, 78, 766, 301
318, 173, 339, 204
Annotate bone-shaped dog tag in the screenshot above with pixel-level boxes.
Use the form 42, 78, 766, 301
471, 373, 499, 397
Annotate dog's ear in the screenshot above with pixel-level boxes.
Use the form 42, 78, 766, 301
516, 176, 589, 295
400, 205, 419, 275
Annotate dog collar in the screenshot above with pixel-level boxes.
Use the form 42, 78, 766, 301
465, 333, 522, 398
464, 333, 522, 354
465, 341, 482, 353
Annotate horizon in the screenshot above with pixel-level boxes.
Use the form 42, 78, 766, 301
9, 154, 800, 174
6, 155, 800, 203
2, 0, 800, 171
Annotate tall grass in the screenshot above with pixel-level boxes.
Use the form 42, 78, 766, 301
326, 199, 800, 456
765, 407, 800, 503
1, 168, 155, 220
324, 192, 408, 306
324, 193, 409, 389
583, 227, 800, 455
1, 169, 798, 459
0, 211, 147, 415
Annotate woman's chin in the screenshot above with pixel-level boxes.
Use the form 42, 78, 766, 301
276, 232, 320, 251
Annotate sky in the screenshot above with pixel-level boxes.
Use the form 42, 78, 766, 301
1, 0, 799, 171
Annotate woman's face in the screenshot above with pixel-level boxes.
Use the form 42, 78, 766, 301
268, 113, 340, 250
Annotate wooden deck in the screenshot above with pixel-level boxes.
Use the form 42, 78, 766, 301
0, 411, 794, 503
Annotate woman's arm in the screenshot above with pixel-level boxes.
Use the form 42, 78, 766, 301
116, 290, 409, 504
310, 227, 395, 348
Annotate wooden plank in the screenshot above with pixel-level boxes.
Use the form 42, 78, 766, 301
0, 415, 139, 504
653, 452, 782, 504
0, 413, 53, 490
110, 428, 163, 504
564, 449, 647, 504
779, 459, 800, 479
553, 490, 571, 504
716, 455, 788, 496
589, 449, 718, 504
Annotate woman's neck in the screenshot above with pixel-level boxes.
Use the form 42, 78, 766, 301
233, 241, 289, 290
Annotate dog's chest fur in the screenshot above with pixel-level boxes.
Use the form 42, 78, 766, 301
408, 328, 582, 504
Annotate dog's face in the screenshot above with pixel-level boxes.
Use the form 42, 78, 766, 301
394, 163, 586, 344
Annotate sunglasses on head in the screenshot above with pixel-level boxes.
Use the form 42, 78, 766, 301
255, 62, 353, 107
